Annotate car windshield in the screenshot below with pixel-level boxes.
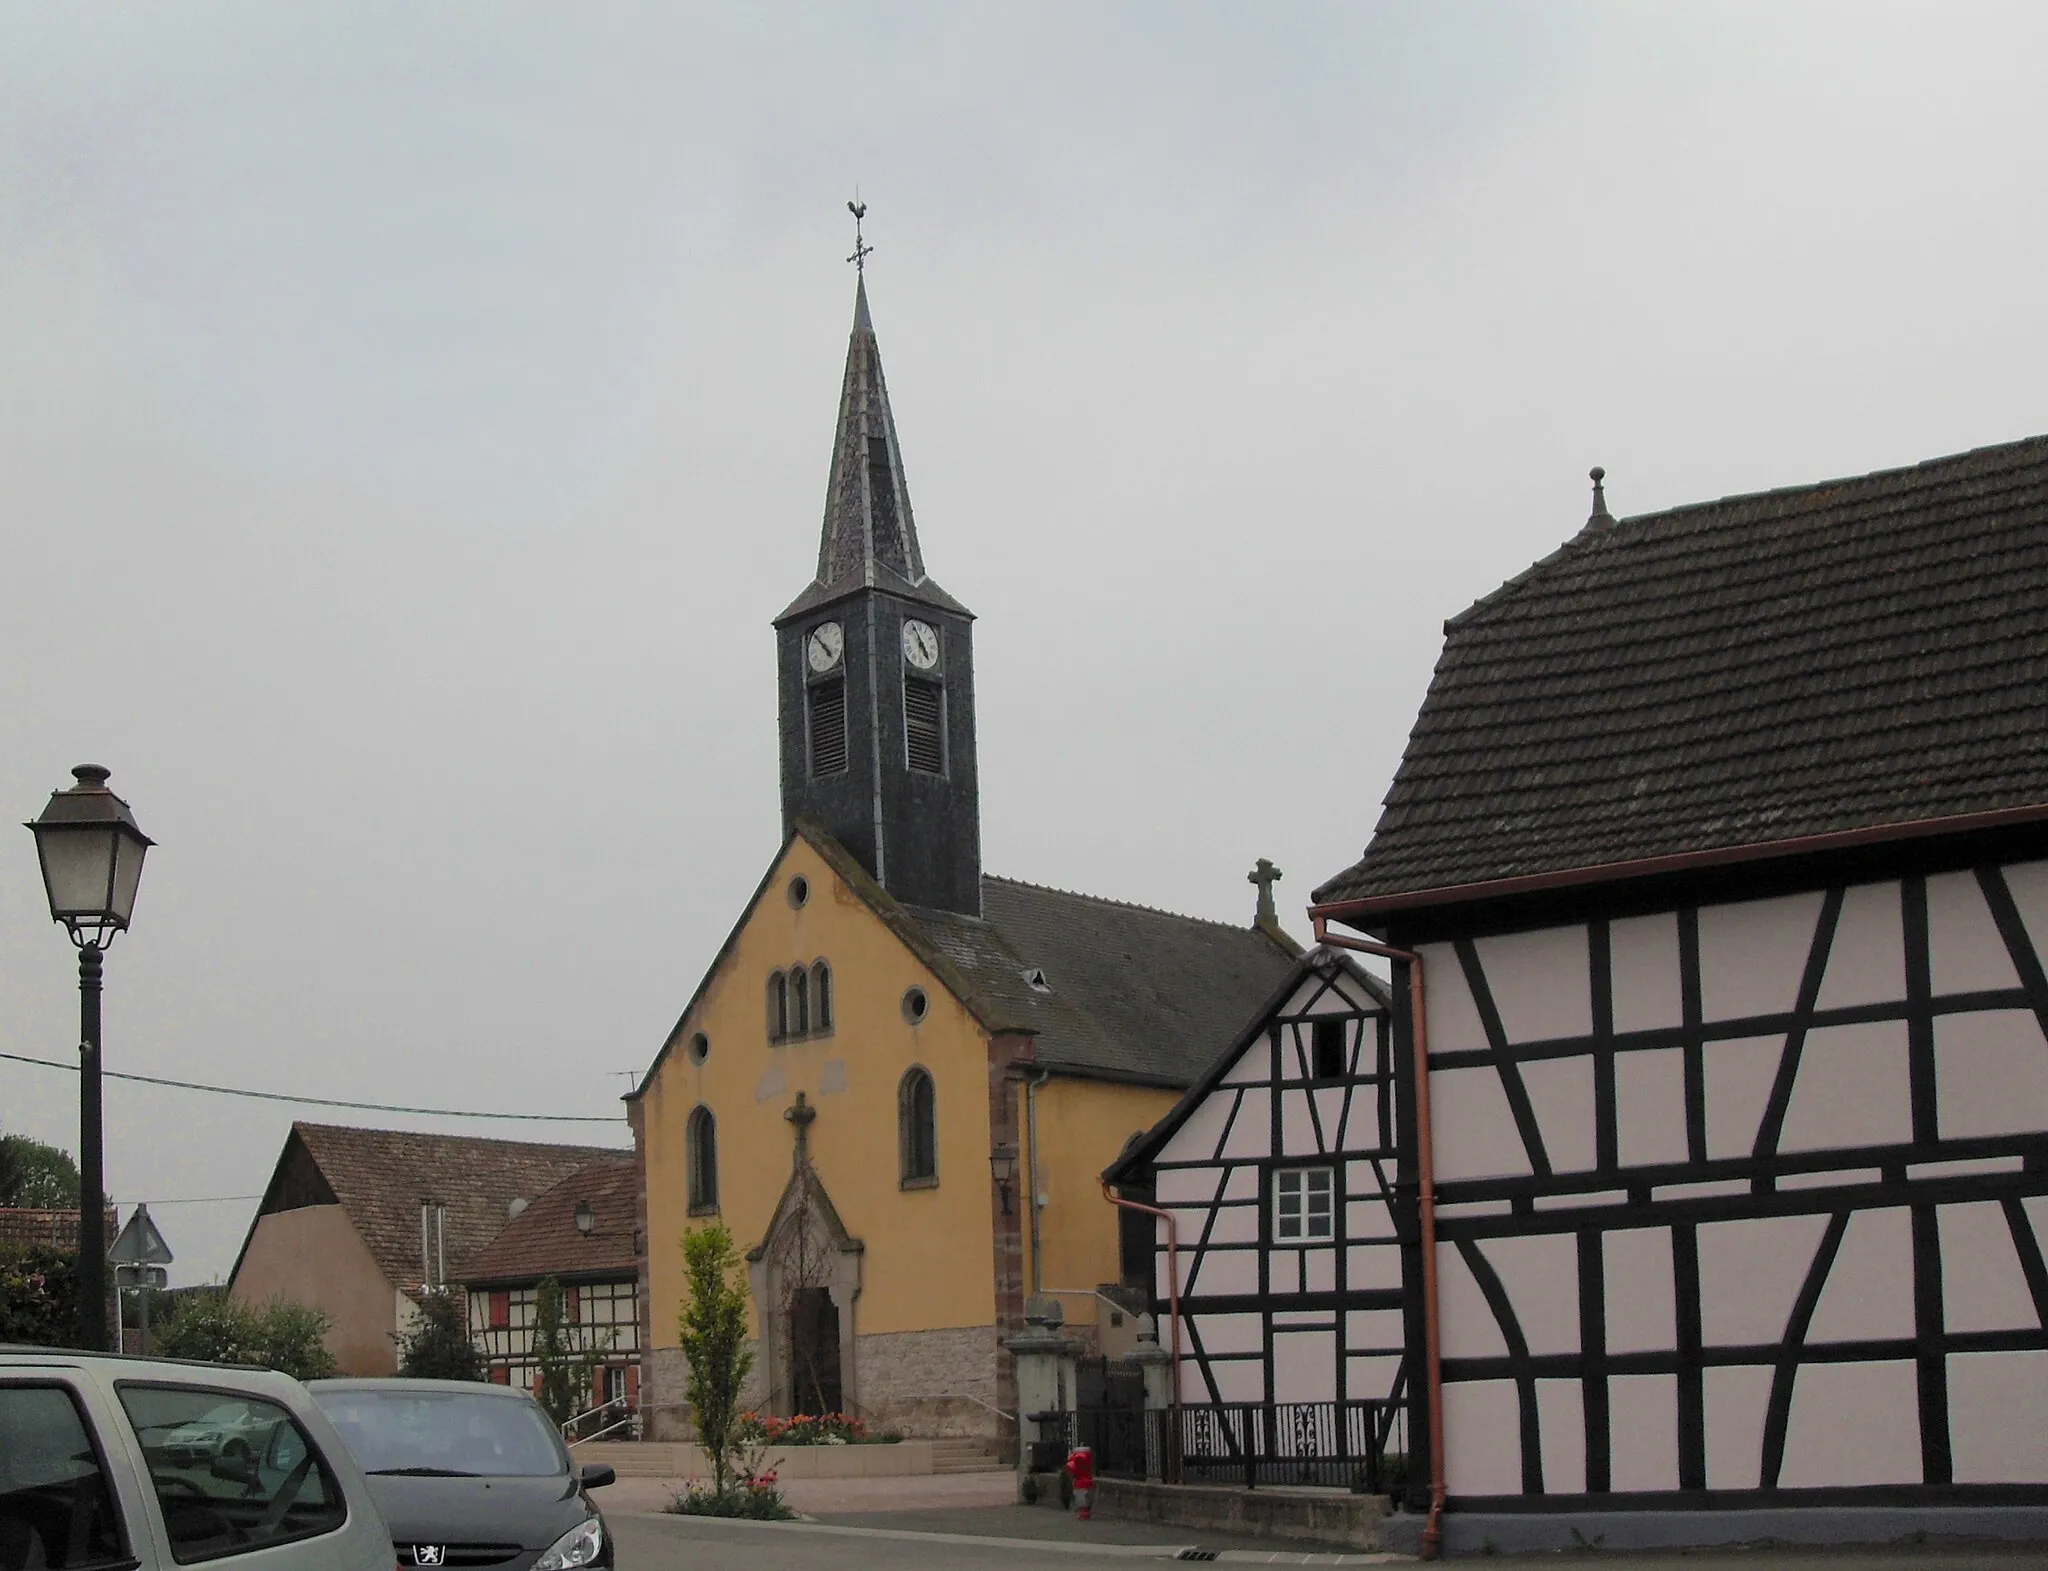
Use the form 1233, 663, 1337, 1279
310, 1389, 566, 1479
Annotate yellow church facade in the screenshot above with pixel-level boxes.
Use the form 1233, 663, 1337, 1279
628, 272, 1296, 1444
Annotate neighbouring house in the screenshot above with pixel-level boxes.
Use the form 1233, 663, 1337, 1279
1287, 437, 2048, 1544
465, 1155, 642, 1426
627, 275, 1299, 1447
229, 1122, 627, 1376
0, 1208, 114, 1253
1104, 949, 1397, 1419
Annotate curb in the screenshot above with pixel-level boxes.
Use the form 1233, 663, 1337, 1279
619, 1509, 1403, 1563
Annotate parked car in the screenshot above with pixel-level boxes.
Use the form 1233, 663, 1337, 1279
0, 1345, 395, 1570
309, 1378, 615, 1570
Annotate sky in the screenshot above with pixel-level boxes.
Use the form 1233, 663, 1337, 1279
3, 2, 2046, 1285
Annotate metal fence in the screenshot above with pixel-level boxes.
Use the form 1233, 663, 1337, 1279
1044, 1400, 1406, 1493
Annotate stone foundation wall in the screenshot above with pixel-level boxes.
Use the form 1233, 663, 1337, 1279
854, 1325, 1004, 1439
639, 1340, 766, 1442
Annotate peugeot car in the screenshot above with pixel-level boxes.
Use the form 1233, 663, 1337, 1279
308, 1379, 614, 1570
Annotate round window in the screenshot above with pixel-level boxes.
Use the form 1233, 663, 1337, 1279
687, 1031, 710, 1066
902, 986, 929, 1024
788, 875, 811, 909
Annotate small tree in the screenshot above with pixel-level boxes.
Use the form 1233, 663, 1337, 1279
0, 1132, 82, 1208
531, 1277, 586, 1429
398, 1290, 485, 1381
677, 1223, 754, 1495
154, 1291, 338, 1382
0, 1246, 80, 1346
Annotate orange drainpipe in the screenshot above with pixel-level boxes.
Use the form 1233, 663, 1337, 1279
1310, 912, 1446, 1561
1099, 1178, 1183, 1482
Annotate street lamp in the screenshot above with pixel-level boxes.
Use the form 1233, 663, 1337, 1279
574, 1200, 595, 1237
989, 1144, 1018, 1216
26, 765, 153, 1353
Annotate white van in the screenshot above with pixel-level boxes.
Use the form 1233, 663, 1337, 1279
0, 1348, 393, 1570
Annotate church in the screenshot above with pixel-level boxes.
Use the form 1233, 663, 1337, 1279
626, 273, 1297, 1445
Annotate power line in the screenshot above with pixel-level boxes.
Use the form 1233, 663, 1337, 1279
0, 1050, 625, 1124
112, 1194, 262, 1207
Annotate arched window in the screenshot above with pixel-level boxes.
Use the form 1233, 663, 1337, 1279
812, 961, 833, 1033
899, 1068, 937, 1186
687, 1106, 718, 1214
790, 967, 810, 1036
766, 970, 788, 1042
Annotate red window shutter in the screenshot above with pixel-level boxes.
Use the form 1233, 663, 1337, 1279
490, 1365, 510, 1386
627, 1364, 640, 1401
566, 1286, 580, 1323
489, 1291, 510, 1328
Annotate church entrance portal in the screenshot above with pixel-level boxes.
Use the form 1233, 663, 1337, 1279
789, 1286, 843, 1415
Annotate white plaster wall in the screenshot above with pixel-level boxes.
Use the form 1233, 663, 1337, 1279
1615, 1048, 1690, 1168
1805, 1207, 1914, 1343
1345, 1197, 1395, 1240
1442, 1380, 1522, 1496
1604, 1227, 1675, 1354
1520, 1056, 1598, 1172
1206, 1358, 1265, 1402
1419, 942, 1486, 1054
1273, 1330, 1335, 1404
1279, 1089, 1319, 1157
1947, 1350, 2048, 1483
2003, 860, 2048, 960
1939, 1202, 2041, 1333
1608, 1375, 1680, 1492
1697, 1213, 1829, 1346
1476, 926, 1592, 1042
1221, 1089, 1271, 1159
1303, 1248, 1335, 1293
1477, 1233, 1578, 1355
1702, 1035, 1782, 1160
1348, 1353, 1403, 1401
1934, 1009, 2048, 1139
1347, 1308, 1404, 1349
1185, 1247, 1256, 1297
1191, 1312, 1262, 1354
1779, 1360, 1921, 1487
1703, 1364, 1774, 1490
1437, 1247, 1508, 1359
1161, 1092, 1234, 1165
1927, 870, 2021, 994
1777, 1019, 1913, 1152
1158, 1166, 1221, 1206
1815, 881, 1906, 1008
1698, 892, 1826, 1021
1610, 912, 1683, 1033
1431, 1067, 1531, 1182
1202, 1200, 1259, 1247
1347, 1243, 1402, 1291
1536, 1379, 1585, 1493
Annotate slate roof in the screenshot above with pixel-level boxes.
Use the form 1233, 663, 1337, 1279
462, 1155, 639, 1286
1317, 433, 2048, 908
910, 876, 1300, 1087
251, 1123, 628, 1300
777, 278, 970, 624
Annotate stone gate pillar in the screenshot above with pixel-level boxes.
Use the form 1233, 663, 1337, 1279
1003, 1294, 1081, 1494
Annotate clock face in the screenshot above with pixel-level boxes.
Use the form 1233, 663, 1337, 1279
805, 621, 845, 673
902, 619, 940, 670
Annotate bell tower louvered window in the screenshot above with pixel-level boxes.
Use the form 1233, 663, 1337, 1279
904, 677, 944, 775
809, 678, 848, 776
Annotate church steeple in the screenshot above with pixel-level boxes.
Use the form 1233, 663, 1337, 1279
774, 267, 982, 917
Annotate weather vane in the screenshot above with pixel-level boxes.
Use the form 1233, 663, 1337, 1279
847, 198, 873, 274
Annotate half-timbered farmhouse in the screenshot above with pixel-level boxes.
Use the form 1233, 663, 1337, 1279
1300, 437, 2048, 1547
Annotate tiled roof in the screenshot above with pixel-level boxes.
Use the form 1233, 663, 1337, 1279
285, 1123, 628, 1299
1316, 433, 2048, 907
911, 877, 1300, 1086
0, 1208, 113, 1254
461, 1156, 638, 1286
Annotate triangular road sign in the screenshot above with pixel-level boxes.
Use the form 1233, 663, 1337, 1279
109, 1202, 173, 1266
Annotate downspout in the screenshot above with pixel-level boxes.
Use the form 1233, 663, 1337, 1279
1311, 912, 1445, 1561
1098, 1178, 1182, 1482
1025, 1068, 1051, 1294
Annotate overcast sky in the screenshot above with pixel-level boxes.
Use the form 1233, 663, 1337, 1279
4, 2, 2046, 1285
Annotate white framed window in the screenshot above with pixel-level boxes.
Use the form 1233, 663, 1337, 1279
1274, 1166, 1336, 1241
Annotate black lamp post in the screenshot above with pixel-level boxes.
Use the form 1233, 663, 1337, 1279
26, 765, 152, 1353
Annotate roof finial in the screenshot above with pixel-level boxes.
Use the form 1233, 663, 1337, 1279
1587, 465, 1614, 530
846, 198, 873, 276
1249, 857, 1283, 928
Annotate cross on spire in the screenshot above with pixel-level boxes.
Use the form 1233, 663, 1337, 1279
1249, 858, 1284, 928
846, 199, 873, 274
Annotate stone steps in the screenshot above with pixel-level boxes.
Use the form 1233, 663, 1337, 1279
930, 1437, 1005, 1474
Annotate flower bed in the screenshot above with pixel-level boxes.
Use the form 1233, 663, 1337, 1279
733, 1410, 899, 1446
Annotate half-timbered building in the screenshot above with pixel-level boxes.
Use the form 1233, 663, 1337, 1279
1303, 437, 2048, 1546
1108, 950, 1396, 1421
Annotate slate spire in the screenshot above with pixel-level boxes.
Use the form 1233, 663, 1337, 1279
816, 277, 926, 590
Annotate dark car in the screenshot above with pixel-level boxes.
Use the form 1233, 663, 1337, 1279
307, 1379, 615, 1570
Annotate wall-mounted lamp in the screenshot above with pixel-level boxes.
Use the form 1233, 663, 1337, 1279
574, 1199, 595, 1237
989, 1144, 1018, 1216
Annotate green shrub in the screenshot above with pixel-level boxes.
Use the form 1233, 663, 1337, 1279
0, 1246, 80, 1346
397, 1290, 485, 1381
664, 1471, 794, 1520
153, 1290, 337, 1381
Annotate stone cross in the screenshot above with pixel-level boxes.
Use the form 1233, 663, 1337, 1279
784, 1090, 817, 1157
1249, 857, 1284, 927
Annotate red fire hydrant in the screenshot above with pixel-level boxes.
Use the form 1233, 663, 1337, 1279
1064, 1444, 1095, 1520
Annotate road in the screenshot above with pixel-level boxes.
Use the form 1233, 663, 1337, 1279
610, 1510, 2048, 1570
